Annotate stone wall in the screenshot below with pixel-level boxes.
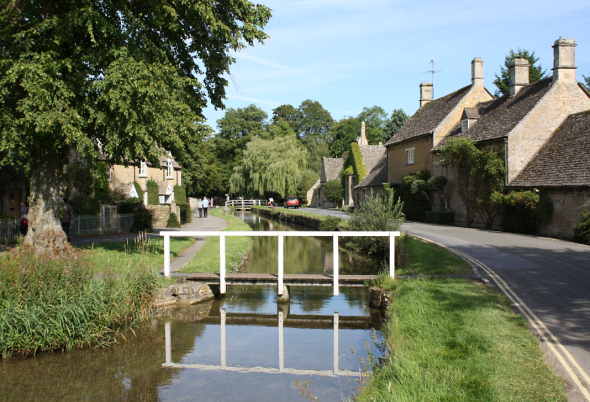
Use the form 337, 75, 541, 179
147, 205, 179, 228
387, 135, 433, 183
507, 82, 590, 183
539, 187, 590, 239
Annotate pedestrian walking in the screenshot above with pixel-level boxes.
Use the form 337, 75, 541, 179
202, 196, 209, 218
197, 198, 203, 218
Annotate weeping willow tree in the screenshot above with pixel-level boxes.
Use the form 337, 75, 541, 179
229, 135, 310, 197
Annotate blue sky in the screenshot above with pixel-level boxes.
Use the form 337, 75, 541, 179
202, 0, 590, 131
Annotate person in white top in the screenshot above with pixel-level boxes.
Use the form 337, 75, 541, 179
202, 197, 210, 218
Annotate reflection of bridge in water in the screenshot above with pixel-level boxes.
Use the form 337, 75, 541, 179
162, 309, 371, 377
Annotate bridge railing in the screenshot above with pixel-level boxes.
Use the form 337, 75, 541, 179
224, 199, 264, 208
159, 230, 401, 295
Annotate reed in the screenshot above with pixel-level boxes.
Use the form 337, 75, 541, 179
0, 250, 158, 359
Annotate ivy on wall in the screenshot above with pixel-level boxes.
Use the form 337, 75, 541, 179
147, 180, 159, 205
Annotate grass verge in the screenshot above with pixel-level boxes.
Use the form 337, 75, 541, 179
179, 208, 253, 273
395, 235, 472, 276
358, 241, 566, 401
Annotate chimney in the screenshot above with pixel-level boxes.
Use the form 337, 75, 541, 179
553, 38, 576, 83
419, 82, 433, 107
510, 58, 529, 96
357, 121, 368, 145
471, 58, 484, 87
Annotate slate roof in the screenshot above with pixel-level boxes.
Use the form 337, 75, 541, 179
463, 107, 480, 119
460, 78, 553, 143
359, 144, 386, 173
511, 110, 590, 187
321, 157, 343, 183
355, 158, 387, 189
385, 85, 472, 146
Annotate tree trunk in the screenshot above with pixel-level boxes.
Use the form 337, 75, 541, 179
23, 162, 68, 255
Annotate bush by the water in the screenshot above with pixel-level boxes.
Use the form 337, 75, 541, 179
348, 191, 404, 257
0, 251, 158, 358
574, 211, 590, 244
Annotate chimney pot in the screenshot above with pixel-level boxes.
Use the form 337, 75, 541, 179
553, 38, 577, 83
419, 82, 433, 108
471, 58, 484, 87
510, 58, 530, 96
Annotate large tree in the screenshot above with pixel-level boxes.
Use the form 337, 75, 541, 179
328, 117, 361, 158
384, 108, 409, 139
357, 106, 388, 144
584, 75, 590, 89
229, 134, 309, 197
0, 1, 270, 253
271, 104, 299, 132
494, 49, 546, 97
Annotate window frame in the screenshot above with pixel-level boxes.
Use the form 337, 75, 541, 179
166, 159, 174, 179
138, 161, 148, 177
405, 147, 416, 165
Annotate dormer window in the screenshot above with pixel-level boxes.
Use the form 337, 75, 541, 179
461, 119, 469, 134
139, 161, 148, 177
166, 159, 173, 178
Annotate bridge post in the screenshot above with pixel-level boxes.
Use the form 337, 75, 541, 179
163, 234, 171, 277
389, 233, 396, 279
165, 321, 172, 364
278, 311, 284, 371
278, 234, 284, 296
333, 313, 339, 374
333, 234, 339, 296
220, 234, 226, 294
220, 308, 227, 367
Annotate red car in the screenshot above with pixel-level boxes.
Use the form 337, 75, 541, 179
284, 197, 301, 208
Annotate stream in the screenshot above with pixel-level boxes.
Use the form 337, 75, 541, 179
0, 211, 384, 402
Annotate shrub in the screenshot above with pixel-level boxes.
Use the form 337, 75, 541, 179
349, 191, 405, 257
173, 185, 187, 206
493, 190, 552, 234
319, 216, 342, 231
146, 180, 159, 205
179, 205, 192, 224
166, 212, 180, 228
424, 210, 455, 224
574, 211, 590, 244
324, 180, 343, 205
132, 207, 153, 232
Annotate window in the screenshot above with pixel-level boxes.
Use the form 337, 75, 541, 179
405, 147, 416, 165
139, 161, 147, 177
159, 195, 166, 204
166, 159, 173, 178
461, 119, 469, 133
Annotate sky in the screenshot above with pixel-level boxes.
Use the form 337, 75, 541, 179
202, 0, 590, 131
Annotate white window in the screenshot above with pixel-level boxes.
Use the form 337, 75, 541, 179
139, 161, 148, 177
461, 119, 469, 133
159, 195, 166, 204
405, 147, 416, 165
166, 159, 173, 178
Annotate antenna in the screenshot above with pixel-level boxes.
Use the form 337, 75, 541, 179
424, 59, 440, 96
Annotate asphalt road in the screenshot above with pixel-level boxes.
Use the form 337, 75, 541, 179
302, 207, 590, 399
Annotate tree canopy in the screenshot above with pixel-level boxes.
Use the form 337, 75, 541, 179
0, 0, 271, 252
229, 134, 310, 197
384, 109, 409, 139
494, 49, 546, 96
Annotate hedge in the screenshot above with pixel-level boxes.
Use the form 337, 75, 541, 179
173, 185, 187, 206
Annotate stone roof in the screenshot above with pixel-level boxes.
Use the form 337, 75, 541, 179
355, 157, 387, 189
511, 110, 590, 187
321, 157, 343, 183
385, 85, 472, 146
463, 107, 480, 119
359, 144, 386, 173
459, 78, 553, 143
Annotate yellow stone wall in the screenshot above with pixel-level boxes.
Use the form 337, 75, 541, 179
387, 136, 433, 183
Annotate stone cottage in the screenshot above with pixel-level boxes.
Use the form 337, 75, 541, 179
109, 154, 183, 226
312, 157, 344, 208
452, 38, 590, 237
385, 58, 494, 184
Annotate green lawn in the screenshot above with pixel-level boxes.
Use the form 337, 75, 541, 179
396, 235, 472, 276
359, 241, 566, 401
179, 208, 253, 273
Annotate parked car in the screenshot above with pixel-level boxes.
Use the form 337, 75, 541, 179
284, 197, 301, 208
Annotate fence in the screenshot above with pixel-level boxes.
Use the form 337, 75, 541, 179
69, 213, 135, 236
159, 230, 401, 296
225, 199, 264, 210
0, 218, 19, 245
